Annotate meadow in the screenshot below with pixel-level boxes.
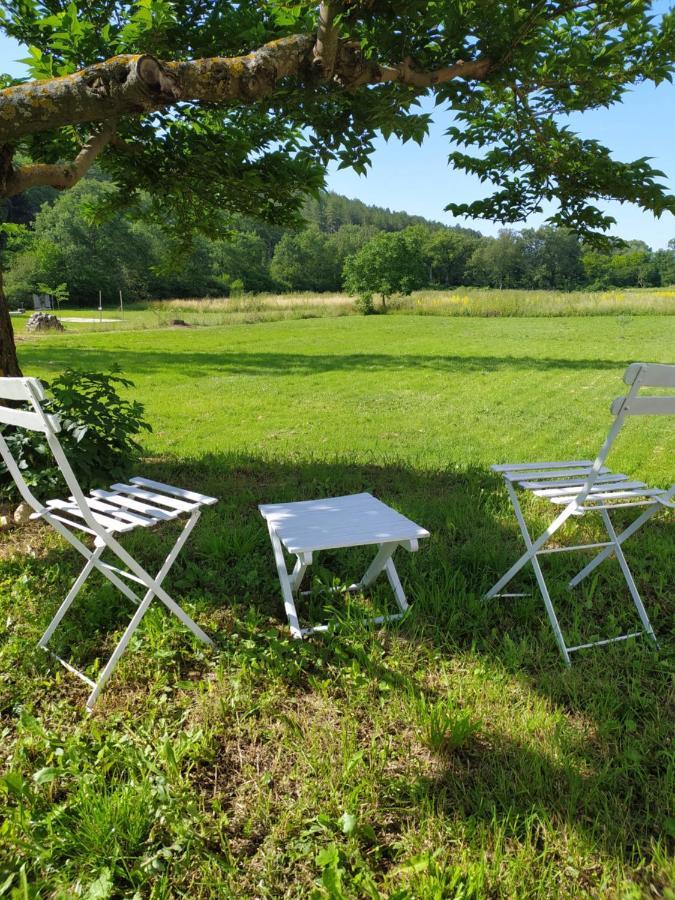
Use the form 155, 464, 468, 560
0, 307, 673, 897
9, 284, 675, 336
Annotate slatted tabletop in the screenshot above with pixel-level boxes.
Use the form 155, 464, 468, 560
259, 492, 430, 554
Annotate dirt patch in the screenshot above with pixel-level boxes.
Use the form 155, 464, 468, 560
0, 519, 52, 561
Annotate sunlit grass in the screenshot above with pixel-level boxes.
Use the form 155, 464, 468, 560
400, 286, 675, 316
1, 313, 673, 897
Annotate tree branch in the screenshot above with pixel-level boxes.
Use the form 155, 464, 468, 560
335, 45, 492, 89
0, 36, 314, 143
0, 33, 491, 144
313, 1, 342, 79
377, 55, 492, 87
3, 120, 117, 196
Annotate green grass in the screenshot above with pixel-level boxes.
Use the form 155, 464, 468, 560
1, 313, 674, 898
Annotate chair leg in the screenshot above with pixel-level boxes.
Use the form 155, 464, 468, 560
100, 512, 213, 647
86, 512, 211, 710
149, 516, 213, 645
485, 483, 575, 600
268, 528, 303, 639
568, 501, 662, 589
529, 552, 571, 665
86, 588, 156, 711
599, 509, 658, 646
38, 543, 104, 649
489, 483, 571, 664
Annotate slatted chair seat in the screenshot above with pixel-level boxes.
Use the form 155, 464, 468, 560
32, 478, 217, 535
486, 363, 674, 664
497, 461, 671, 509
0, 377, 218, 711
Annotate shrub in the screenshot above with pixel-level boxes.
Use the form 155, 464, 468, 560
353, 293, 376, 315
0, 369, 152, 503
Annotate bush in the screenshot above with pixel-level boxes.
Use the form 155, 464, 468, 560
230, 278, 245, 297
353, 293, 376, 315
0, 369, 152, 503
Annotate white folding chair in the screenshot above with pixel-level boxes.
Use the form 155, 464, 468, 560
0, 376, 217, 710
485, 362, 674, 663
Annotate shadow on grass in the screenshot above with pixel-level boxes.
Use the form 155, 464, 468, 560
5, 450, 671, 696
1, 452, 671, 874
19, 344, 640, 380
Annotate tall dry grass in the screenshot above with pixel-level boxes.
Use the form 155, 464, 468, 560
157, 287, 675, 322
396, 286, 675, 317
149, 293, 352, 326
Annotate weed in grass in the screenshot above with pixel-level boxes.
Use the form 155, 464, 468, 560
417, 696, 482, 755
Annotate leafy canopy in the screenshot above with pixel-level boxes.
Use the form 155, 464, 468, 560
344, 230, 427, 308
1, 1, 674, 242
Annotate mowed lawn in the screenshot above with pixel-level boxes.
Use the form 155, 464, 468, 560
1, 314, 674, 898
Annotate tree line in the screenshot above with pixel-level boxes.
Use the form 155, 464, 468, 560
3, 180, 674, 307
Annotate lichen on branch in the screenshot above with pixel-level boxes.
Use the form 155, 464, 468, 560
0, 33, 490, 144
3, 121, 117, 196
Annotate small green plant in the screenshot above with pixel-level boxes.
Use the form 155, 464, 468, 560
0, 368, 151, 502
418, 697, 481, 754
229, 278, 245, 297
353, 293, 376, 315
36, 282, 69, 311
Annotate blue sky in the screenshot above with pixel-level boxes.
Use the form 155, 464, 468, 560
1, 21, 674, 249
326, 84, 675, 248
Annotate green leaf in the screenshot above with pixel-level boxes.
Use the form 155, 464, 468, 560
315, 843, 339, 868
0, 772, 27, 796
33, 767, 60, 785
338, 812, 357, 835
84, 869, 114, 900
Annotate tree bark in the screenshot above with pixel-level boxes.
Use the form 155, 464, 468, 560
0, 36, 315, 142
3, 121, 116, 197
0, 268, 22, 377
0, 35, 489, 143
313, 2, 342, 78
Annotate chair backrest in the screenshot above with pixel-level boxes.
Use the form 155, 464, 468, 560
0, 376, 90, 522
0, 377, 60, 433
572, 362, 674, 505
611, 363, 675, 417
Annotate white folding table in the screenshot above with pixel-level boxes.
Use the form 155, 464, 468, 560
259, 492, 430, 638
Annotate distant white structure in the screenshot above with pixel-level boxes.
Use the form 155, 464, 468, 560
32, 293, 53, 311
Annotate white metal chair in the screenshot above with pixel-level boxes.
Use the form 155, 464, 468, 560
0, 376, 217, 710
485, 362, 674, 663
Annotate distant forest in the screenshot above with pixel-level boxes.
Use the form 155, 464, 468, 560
2, 178, 674, 305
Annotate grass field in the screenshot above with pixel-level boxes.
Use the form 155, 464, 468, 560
1, 312, 674, 898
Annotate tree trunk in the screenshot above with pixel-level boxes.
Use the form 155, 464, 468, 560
0, 267, 22, 377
